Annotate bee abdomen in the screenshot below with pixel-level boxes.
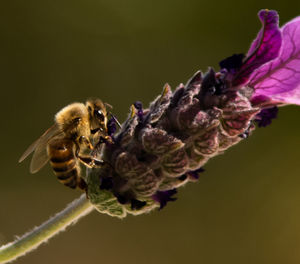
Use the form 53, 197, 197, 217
48, 142, 74, 163
48, 139, 81, 189
51, 159, 76, 172
56, 168, 79, 189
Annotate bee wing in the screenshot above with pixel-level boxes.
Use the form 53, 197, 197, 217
30, 145, 50, 174
19, 124, 61, 173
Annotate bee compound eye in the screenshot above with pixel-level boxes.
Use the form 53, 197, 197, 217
94, 110, 104, 121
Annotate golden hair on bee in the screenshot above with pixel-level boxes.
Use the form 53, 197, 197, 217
55, 103, 90, 139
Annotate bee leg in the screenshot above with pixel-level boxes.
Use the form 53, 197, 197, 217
91, 135, 113, 157
77, 177, 87, 191
78, 136, 93, 150
78, 155, 105, 168
91, 138, 105, 157
93, 158, 106, 167
103, 135, 114, 144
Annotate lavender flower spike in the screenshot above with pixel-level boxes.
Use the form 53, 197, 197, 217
85, 10, 300, 218
249, 15, 300, 105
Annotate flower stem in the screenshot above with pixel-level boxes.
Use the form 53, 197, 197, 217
0, 194, 94, 264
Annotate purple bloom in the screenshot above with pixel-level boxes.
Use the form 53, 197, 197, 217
222, 10, 282, 87
219, 9, 300, 107
255, 106, 278, 127
107, 117, 117, 137
249, 15, 300, 105
152, 189, 177, 210
186, 168, 205, 181
219, 53, 245, 73
134, 101, 144, 121
235, 10, 282, 86
218, 9, 300, 114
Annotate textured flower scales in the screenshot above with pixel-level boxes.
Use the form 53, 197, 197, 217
86, 69, 259, 217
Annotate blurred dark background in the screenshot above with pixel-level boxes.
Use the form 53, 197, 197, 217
1, 0, 300, 263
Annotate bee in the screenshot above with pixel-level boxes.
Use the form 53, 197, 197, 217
19, 99, 111, 190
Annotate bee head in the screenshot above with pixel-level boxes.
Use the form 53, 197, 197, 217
86, 98, 108, 137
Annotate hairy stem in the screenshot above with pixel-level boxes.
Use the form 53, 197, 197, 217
0, 194, 94, 264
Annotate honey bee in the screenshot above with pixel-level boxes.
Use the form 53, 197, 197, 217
19, 99, 111, 190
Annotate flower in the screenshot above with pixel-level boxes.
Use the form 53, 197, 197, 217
152, 189, 177, 210
219, 9, 300, 106
133, 101, 144, 121
220, 10, 282, 88
86, 10, 300, 218
249, 15, 300, 105
255, 106, 278, 127
186, 168, 205, 181
107, 117, 117, 137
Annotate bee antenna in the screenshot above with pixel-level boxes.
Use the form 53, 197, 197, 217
104, 102, 113, 110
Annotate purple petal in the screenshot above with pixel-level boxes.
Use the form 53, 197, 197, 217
152, 189, 177, 210
250, 16, 300, 105
107, 117, 117, 137
186, 167, 205, 181
134, 101, 144, 121
255, 106, 278, 127
233, 10, 282, 86
219, 53, 245, 72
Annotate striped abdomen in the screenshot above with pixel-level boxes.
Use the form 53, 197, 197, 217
47, 138, 84, 189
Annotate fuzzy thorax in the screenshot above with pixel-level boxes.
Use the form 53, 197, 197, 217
55, 103, 90, 138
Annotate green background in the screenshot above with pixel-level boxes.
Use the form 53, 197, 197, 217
1, 0, 300, 263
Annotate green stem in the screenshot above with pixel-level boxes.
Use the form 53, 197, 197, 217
0, 194, 94, 264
